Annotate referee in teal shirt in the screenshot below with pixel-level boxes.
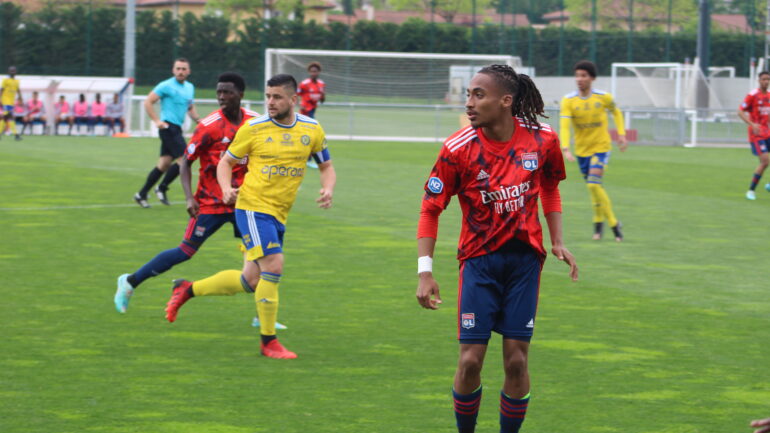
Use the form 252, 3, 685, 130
134, 58, 201, 208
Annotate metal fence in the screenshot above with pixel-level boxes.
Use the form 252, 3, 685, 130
129, 96, 749, 147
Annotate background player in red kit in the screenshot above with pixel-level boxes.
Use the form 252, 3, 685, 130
114, 72, 259, 313
299, 62, 326, 168
415, 65, 578, 433
738, 71, 770, 200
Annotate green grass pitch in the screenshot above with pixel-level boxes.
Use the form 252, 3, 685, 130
1, 135, 769, 432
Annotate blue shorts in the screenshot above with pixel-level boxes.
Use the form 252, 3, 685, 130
235, 209, 285, 261
750, 139, 770, 156
458, 240, 542, 344
3, 105, 12, 115
183, 212, 240, 245
577, 152, 611, 178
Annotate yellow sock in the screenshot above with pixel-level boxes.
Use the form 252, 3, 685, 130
8, 119, 16, 134
255, 272, 280, 336
192, 270, 247, 296
0, 119, 5, 133
593, 184, 618, 227
586, 183, 604, 223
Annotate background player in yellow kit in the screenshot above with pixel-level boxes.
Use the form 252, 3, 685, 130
1, 66, 22, 141
164, 74, 336, 360
560, 60, 627, 242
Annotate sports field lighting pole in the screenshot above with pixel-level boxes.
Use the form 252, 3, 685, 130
124, 0, 136, 78
696, 0, 710, 110
626, 0, 634, 62
665, 0, 672, 62
86, 0, 93, 75
471, 0, 477, 54
557, 0, 564, 75
590, 0, 597, 62
765, 0, 770, 67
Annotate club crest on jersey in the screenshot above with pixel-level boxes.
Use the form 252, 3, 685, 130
301, 135, 311, 146
521, 152, 538, 171
187, 142, 197, 154
427, 177, 444, 194
461, 313, 475, 329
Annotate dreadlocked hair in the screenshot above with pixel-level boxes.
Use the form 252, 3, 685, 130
478, 64, 546, 129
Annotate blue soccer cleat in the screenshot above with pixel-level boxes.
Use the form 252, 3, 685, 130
765, 183, 770, 192
114, 273, 135, 313
252, 316, 288, 330
747, 190, 757, 200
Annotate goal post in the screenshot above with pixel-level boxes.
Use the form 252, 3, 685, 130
264, 48, 532, 142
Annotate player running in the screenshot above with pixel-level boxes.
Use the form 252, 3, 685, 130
164, 74, 336, 360
738, 71, 770, 200
298, 62, 326, 169
1, 66, 22, 141
560, 60, 627, 241
114, 73, 259, 313
416, 64, 578, 433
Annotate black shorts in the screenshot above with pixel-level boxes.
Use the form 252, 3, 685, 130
159, 123, 186, 158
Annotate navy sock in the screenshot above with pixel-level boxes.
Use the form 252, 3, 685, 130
453, 386, 482, 433
750, 173, 762, 191
261, 335, 276, 345
159, 163, 180, 191
139, 167, 164, 197
131, 244, 195, 287
499, 391, 529, 433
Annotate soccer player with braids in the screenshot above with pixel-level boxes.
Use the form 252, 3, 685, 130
560, 60, 627, 241
416, 64, 578, 433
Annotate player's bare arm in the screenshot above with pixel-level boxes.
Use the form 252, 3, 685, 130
188, 104, 200, 124
216, 153, 239, 205
143, 91, 167, 129
544, 211, 578, 281
179, 158, 199, 217
416, 236, 442, 310
751, 417, 770, 433
738, 110, 761, 135
316, 161, 336, 208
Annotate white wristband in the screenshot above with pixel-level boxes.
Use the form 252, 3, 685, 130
417, 256, 433, 275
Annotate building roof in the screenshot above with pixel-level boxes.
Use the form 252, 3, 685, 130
327, 9, 529, 27
712, 14, 751, 33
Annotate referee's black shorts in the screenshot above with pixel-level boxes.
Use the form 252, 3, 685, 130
159, 122, 186, 158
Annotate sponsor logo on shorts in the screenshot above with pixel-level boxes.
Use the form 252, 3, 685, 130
194, 225, 206, 237
461, 313, 475, 329
267, 242, 281, 249
526, 319, 534, 329
521, 152, 538, 171
427, 177, 444, 194
262, 164, 305, 180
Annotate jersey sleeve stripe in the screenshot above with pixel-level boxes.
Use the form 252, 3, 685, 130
445, 127, 475, 147
447, 133, 477, 152
226, 149, 243, 160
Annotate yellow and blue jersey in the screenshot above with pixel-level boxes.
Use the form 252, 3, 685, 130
226, 113, 330, 224
559, 89, 625, 157
1, 77, 20, 106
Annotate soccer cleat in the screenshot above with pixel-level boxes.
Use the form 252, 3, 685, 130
14, 134, 21, 141
611, 222, 623, 242
765, 183, 770, 192
134, 192, 150, 208
165, 279, 193, 323
114, 273, 134, 313
260, 339, 297, 359
746, 190, 757, 200
251, 316, 288, 330
154, 186, 170, 205
592, 222, 604, 240
306, 159, 318, 169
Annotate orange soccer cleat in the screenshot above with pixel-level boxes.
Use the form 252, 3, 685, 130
165, 279, 193, 323
260, 339, 297, 359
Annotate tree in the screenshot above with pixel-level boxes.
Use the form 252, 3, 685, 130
564, 0, 696, 31
388, 0, 493, 23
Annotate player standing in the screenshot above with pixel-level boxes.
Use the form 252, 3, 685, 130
134, 58, 201, 208
164, 74, 336, 360
560, 60, 627, 241
416, 65, 578, 433
298, 62, 326, 169
738, 71, 770, 200
1, 66, 22, 141
114, 73, 258, 313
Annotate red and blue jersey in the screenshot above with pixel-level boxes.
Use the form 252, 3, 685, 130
298, 78, 325, 114
740, 88, 770, 142
184, 107, 259, 214
419, 118, 565, 261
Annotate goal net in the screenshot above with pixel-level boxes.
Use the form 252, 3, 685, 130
265, 48, 530, 141
610, 62, 724, 109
